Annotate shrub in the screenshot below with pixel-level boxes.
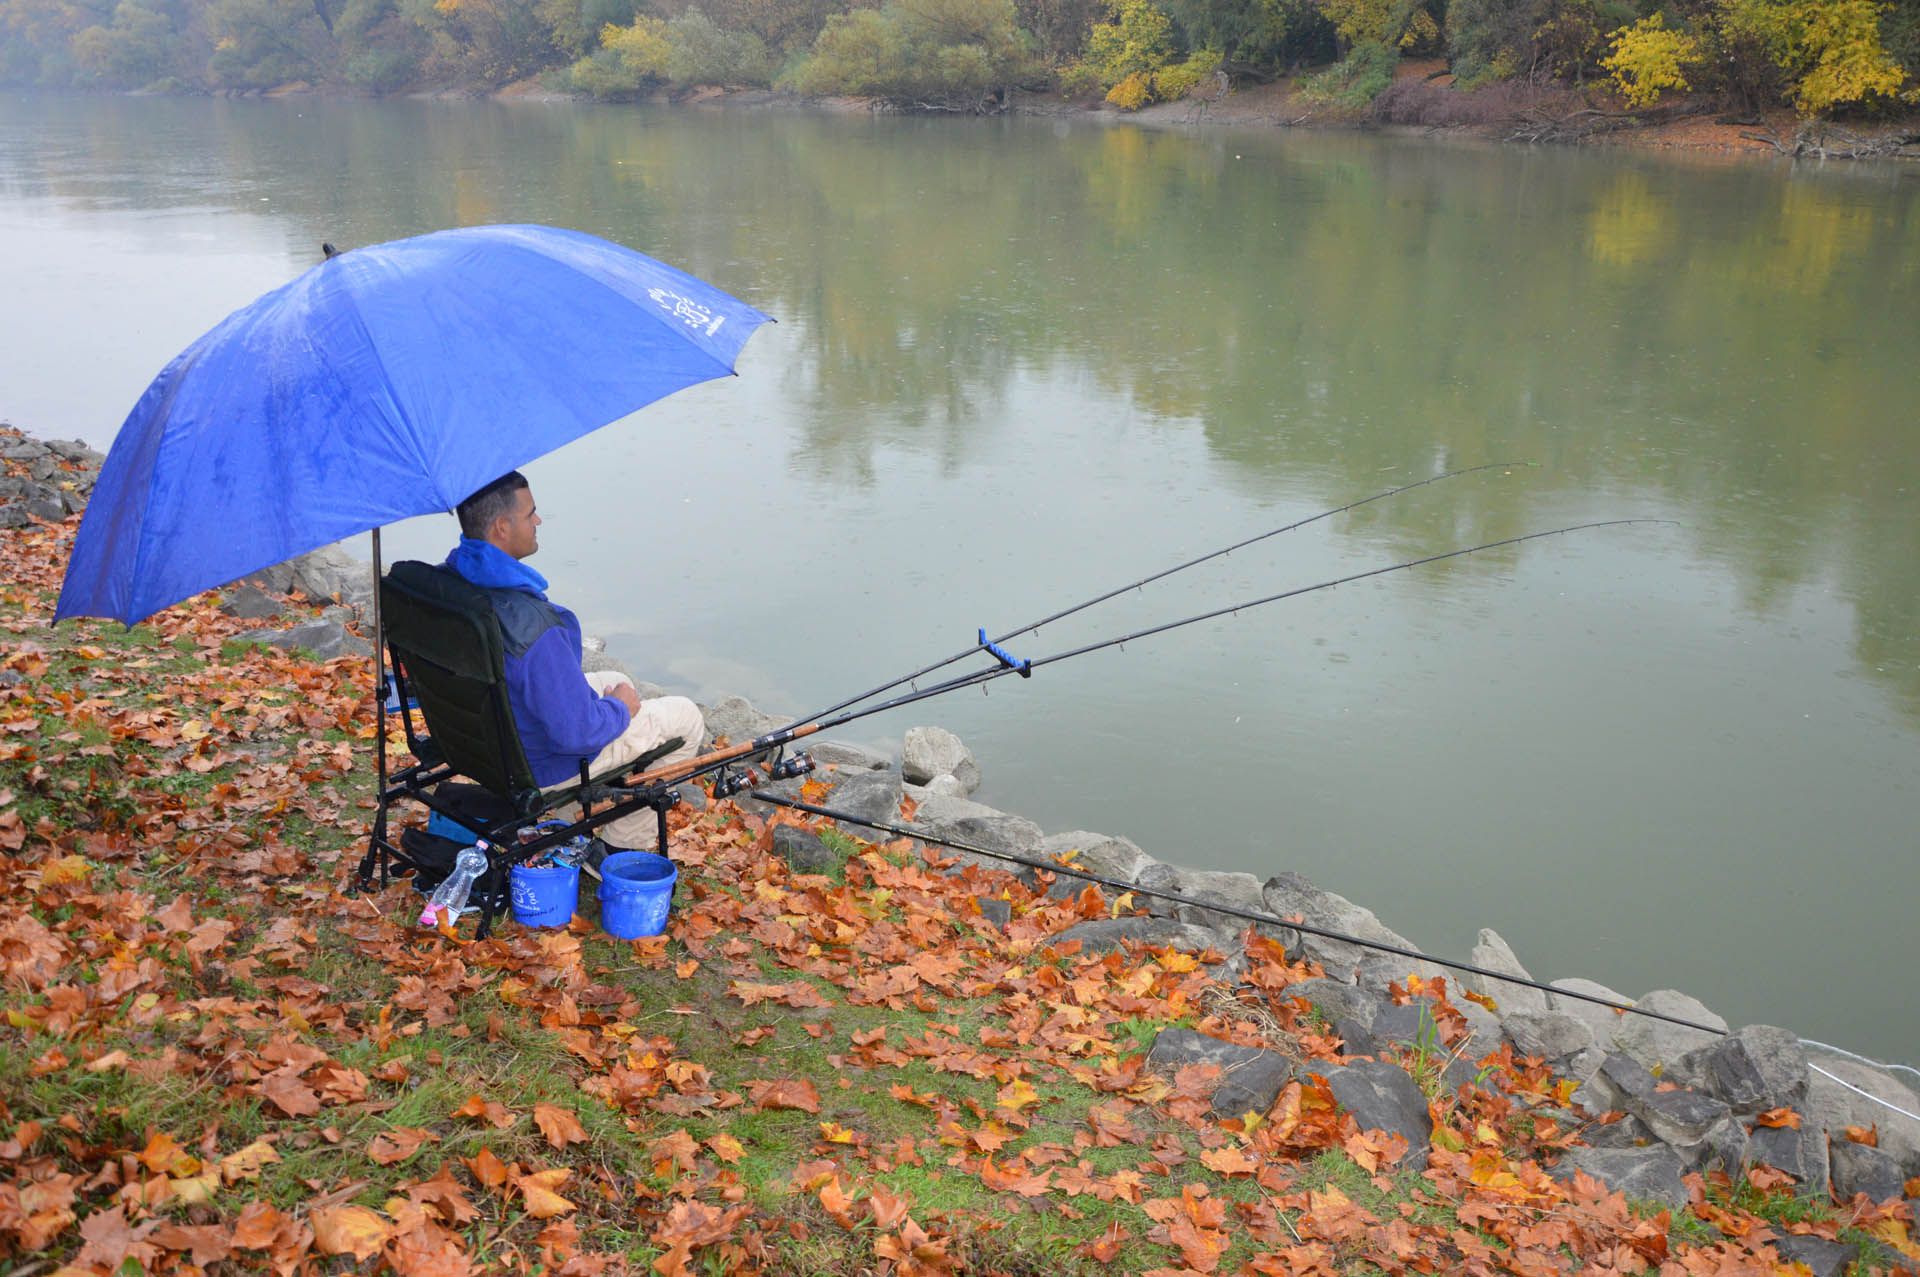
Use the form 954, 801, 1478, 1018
785, 0, 1035, 105
564, 13, 668, 95
663, 6, 774, 85
1718, 0, 1909, 115
1105, 65, 1153, 103
1301, 35, 1395, 104
1152, 45, 1221, 97
1601, 13, 1698, 106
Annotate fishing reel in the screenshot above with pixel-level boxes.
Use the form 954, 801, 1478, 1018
769, 751, 815, 781
711, 764, 759, 799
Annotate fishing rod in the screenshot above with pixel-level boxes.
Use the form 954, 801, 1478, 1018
751, 792, 1729, 1038
782, 461, 1532, 732
618, 517, 1671, 796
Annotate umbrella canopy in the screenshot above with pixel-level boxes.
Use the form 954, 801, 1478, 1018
56, 223, 772, 625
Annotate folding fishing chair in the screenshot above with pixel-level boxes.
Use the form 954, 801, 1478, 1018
355, 560, 683, 938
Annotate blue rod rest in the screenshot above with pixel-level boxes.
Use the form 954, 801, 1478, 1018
978, 628, 1032, 678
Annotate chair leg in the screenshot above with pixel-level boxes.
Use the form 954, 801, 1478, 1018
357, 804, 390, 891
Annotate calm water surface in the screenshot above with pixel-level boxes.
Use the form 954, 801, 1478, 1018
2, 93, 1915, 1062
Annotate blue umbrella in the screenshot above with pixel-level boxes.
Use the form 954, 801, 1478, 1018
56, 223, 772, 625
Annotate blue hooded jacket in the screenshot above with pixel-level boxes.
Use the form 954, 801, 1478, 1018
445, 538, 630, 786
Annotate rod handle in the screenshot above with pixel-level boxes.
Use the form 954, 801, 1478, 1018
978, 628, 1032, 678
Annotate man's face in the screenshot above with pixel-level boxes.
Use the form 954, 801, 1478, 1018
491, 486, 541, 560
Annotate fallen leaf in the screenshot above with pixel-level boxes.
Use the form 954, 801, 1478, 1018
748, 1077, 821, 1113
311, 1204, 391, 1260
533, 1103, 588, 1151
515, 1167, 576, 1219
367, 1127, 438, 1166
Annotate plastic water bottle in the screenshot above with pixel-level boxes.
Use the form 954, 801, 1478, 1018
420, 843, 490, 927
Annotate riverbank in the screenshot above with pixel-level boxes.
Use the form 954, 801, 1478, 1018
5, 417, 1919, 1273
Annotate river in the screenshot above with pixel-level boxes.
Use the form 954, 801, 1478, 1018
2, 92, 1915, 1063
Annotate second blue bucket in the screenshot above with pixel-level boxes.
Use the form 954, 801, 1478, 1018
599, 852, 676, 939
509, 861, 579, 928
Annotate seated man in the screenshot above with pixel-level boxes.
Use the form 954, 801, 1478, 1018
447, 470, 705, 853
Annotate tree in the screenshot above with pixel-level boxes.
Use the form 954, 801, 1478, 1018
71, 0, 193, 85
1718, 0, 1908, 114
204, 0, 334, 86
787, 0, 1037, 106
1600, 11, 1698, 105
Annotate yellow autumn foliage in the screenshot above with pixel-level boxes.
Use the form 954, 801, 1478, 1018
1601, 14, 1699, 107
1719, 0, 1908, 114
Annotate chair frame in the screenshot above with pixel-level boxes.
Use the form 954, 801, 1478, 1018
355, 558, 682, 938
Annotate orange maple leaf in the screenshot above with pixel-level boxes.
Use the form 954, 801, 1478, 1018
748, 1077, 821, 1113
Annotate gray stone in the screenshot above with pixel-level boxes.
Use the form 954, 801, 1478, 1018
1503, 1012, 1596, 1065
1466, 928, 1551, 1016
1770, 1236, 1857, 1277
1613, 989, 1727, 1071
1575, 1052, 1659, 1117
1146, 1029, 1296, 1119
1140, 863, 1265, 936
817, 767, 904, 831
1669, 1025, 1807, 1116
22, 488, 65, 522
579, 646, 634, 678
1803, 1052, 1920, 1174
809, 740, 891, 771
46, 437, 104, 465
1748, 1122, 1830, 1198
220, 583, 285, 620
60, 485, 89, 515
1548, 1146, 1687, 1207
0, 437, 50, 460
1323, 1060, 1433, 1171
1039, 832, 1149, 898
248, 619, 371, 661
771, 825, 839, 876
1584, 1113, 1657, 1150
1371, 1001, 1440, 1049
919, 774, 968, 799
975, 898, 1012, 930
1054, 916, 1229, 958
1681, 1116, 1749, 1174
1286, 978, 1385, 1057
1639, 1082, 1731, 1146
282, 544, 374, 618
1455, 999, 1504, 1060
25, 455, 55, 481
1262, 872, 1440, 985
0, 503, 32, 529
1547, 978, 1633, 1053
904, 792, 1042, 866
1830, 1139, 1907, 1203
1352, 950, 1452, 993
701, 695, 786, 745
900, 725, 980, 792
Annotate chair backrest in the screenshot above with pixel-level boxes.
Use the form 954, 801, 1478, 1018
380, 561, 538, 803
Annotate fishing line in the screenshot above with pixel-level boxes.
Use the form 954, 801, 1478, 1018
780, 461, 1532, 732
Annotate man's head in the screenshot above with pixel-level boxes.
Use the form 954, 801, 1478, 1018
456, 471, 540, 559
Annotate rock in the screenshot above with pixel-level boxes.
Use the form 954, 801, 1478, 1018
1039, 831, 1149, 898
771, 825, 839, 876
1547, 978, 1633, 1053
816, 767, 904, 832
1584, 1113, 1658, 1150
1455, 999, 1504, 1059
219, 583, 285, 620
1830, 1139, 1907, 1203
809, 740, 891, 771
1803, 1052, 1920, 1174
1371, 1001, 1441, 1050
22, 487, 65, 522
1636, 1079, 1731, 1146
1548, 1146, 1687, 1207
26, 455, 56, 481
920, 774, 968, 799
975, 897, 1012, 930
1140, 863, 1265, 936
579, 647, 634, 678
1467, 928, 1551, 1016
282, 543, 374, 618
1503, 1012, 1596, 1065
1748, 1122, 1830, 1198
0, 504, 33, 529
247, 619, 371, 661
1323, 1060, 1434, 1171
904, 793, 1043, 875
1770, 1236, 1857, 1277
1285, 977, 1383, 1056
901, 726, 980, 792
702, 695, 785, 745
1668, 1025, 1807, 1116
1574, 1052, 1659, 1117
676, 783, 707, 812
1353, 951, 1452, 991
46, 437, 104, 465
1146, 1029, 1296, 1119
1054, 917, 1229, 958
1612, 990, 1727, 1071
1261, 872, 1439, 985
0, 437, 50, 460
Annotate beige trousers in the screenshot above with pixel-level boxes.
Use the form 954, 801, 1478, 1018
541, 671, 705, 850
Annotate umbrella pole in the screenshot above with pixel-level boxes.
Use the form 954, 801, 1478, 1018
368, 527, 390, 885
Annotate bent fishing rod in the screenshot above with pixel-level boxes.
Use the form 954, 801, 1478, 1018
783, 460, 1531, 732
618, 517, 1672, 795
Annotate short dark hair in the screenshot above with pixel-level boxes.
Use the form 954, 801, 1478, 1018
456, 471, 529, 540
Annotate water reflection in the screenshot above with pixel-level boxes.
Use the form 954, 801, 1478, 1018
4, 93, 1918, 1056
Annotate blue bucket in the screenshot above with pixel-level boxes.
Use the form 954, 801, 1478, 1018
509, 861, 579, 928
598, 852, 677, 939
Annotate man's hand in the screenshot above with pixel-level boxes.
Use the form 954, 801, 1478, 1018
609, 683, 643, 719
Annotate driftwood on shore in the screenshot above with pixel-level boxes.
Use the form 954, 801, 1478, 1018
1739, 122, 1920, 160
